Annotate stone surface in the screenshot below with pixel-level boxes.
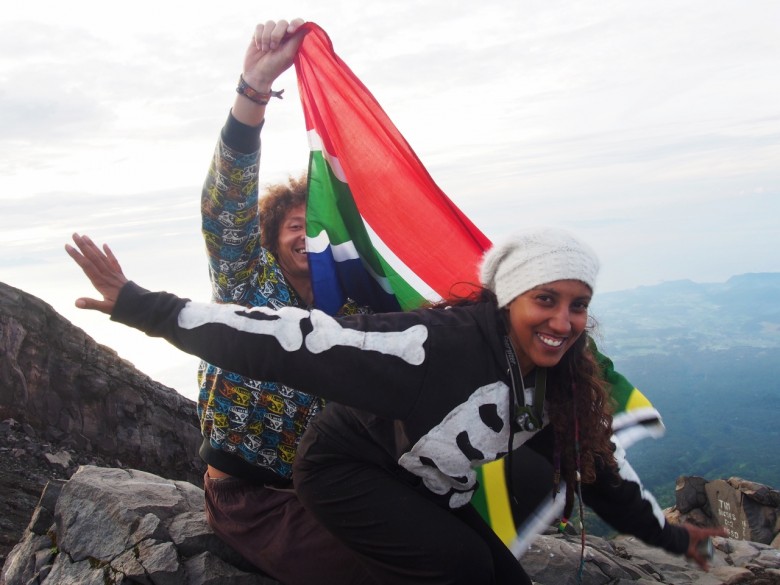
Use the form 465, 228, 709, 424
0, 466, 278, 585
670, 476, 780, 549
0, 281, 205, 565
519, 529, 780, 584
678, 476, 711, 515
706, 479, 778, 544
5, 465, 780, 585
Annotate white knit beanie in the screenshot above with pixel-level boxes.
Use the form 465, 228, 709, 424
480, 227, 600, 308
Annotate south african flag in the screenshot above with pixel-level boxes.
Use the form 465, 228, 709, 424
294, 23, 490, 315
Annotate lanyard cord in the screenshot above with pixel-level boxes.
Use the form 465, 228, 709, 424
503, 335, 546, 431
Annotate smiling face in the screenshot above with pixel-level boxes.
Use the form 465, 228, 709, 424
505, 279, 592, 375
275, 204, 309, 282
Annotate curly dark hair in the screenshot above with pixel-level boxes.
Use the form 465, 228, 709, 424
259, 173, 308, 256
546, 332, 616, 477
430, 285, 617, 490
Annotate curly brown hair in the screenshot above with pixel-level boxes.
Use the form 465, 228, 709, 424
546, 333, 616, 477
259, 173, 308, 256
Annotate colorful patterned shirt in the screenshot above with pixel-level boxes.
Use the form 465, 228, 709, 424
197, 114, 365, 484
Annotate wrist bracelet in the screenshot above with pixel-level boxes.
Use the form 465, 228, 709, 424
236, 75, 284, 105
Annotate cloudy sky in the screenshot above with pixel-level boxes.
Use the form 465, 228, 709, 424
2, 0, 778, 400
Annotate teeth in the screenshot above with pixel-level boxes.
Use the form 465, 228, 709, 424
538, 334, 564, 347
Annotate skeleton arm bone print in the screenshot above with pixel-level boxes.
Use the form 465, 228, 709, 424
305, 310, 427, 364
111, 282, 428, 418
178, 300, 428, 364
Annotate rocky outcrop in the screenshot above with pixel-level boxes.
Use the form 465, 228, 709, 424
0, 281, 205, 565
525, 530, 780, 585
1, 466, 277, 585
4, 466, 780, 585
0, 281, 202, 481
671, 476, 780, 547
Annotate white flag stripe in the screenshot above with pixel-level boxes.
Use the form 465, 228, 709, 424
307, 230, 395, 295
362, 222, 440, 302
307, 130, 348, 183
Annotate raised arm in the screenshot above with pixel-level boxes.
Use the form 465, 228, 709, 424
202, 19, 309, 305
233, 19, 307, 126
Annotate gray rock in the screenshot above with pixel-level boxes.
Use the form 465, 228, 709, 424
519, 530, 780, 585
43, 451, 72, 469
727, 478, 780, 508
9, 464, 777, 585
669, 475, 780, 550
1, 466, 279, 585
523, 534, 655, 584
135, 540, 185, 585
0, 281, 203, 485
709, 565, 756, 585
678, 476, 710, 514
610, 535, 722, 584
0, 281, 205, 565
707, 479, 778, 544
0, 535, 52, 585
183, 553, 273, 585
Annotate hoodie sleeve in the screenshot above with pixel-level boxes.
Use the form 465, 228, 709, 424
201, 113, 265, 305
581, 438, 690, 555
111, 281, 428, 420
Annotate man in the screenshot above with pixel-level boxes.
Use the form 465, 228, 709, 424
196, 19, 374, 585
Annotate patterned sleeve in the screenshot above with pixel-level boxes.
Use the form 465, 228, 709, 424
201, 116, 263, 305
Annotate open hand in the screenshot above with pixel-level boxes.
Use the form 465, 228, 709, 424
65, 233, 128, 314
684, 523, 728, 571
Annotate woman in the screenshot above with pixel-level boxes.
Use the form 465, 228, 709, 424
66, 228, 721, 585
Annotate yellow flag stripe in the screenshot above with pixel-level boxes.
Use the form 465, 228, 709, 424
481, 460, 517, 544
626, 387, 652, 410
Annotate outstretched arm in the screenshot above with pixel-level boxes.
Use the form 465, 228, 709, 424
582, 440, 727, 571
64, 233, 128, 314
64, 234, 426, 419
202, 19, 309, 305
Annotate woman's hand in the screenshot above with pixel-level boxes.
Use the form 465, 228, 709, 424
65, 233, 128, 315
684, 523, 728, 570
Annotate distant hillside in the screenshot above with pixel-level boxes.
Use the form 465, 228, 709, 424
592, 272, 780, 356
591, 273, 780, 506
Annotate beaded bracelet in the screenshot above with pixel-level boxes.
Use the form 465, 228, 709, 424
236, 75, 285, 105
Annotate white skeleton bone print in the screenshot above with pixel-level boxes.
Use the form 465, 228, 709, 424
398, 382, 539, 509
178, 302, 428, 364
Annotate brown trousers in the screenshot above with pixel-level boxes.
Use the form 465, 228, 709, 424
203, 472, 376, 585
